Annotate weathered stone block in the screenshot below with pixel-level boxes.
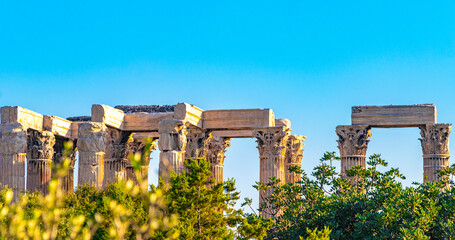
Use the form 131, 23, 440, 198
123, 112, 173, 131
43, 115, 73, 139
92, 104, 125, 129
174, 103, 203, 128
352, 104, 436, 128
1, 106, 43, 131
202, 109, 275, 130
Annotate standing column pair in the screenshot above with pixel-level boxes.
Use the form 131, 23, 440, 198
336, 124, 451, 184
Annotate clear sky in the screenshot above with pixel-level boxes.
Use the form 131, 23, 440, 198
1, 1, 455, 212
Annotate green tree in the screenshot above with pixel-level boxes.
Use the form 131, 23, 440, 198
162, 158, 272, 240
260, 152, 455, 239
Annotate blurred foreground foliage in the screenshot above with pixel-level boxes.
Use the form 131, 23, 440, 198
259, 152, 455, 240
0, 140, 271, 240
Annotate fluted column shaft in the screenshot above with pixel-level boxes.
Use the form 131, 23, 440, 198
77, 122, 107, 189
158, 120, 187, 183
206, 136, 231, 184
419, 124, 451, 183
53, 138, 77, 193
104, 158, 126, 185
285, 135, 306, 185
26, 130, 55, 195
104, 128, 134, 186
336, 125, 371, 177
1, 153, 26, 200
0, 123, 27, 201
254, 127, 290, 218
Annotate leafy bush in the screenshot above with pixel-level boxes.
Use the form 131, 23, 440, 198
259, 152, 455, 239
162, 158, 272, 240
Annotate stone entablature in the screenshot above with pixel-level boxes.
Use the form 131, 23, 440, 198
0, 103, 304, 216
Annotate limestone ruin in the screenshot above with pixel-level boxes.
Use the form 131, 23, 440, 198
0, 103, 305, 218
337, 104, 451, 183
2, 103, 449, 217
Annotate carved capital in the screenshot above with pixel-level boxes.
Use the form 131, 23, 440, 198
0, 123, 27, 153
77, 122, 108, 152
158, 120, 187, 151
254, 127, 290, 157
336, 125, 371, 157
126, 138, 157, 166
206, 136, 231, 165
53, 138, 77, 168
26, 130, 55, 160
419, 124, 451, 156
105, 128, 134, 160
285, 135, 306, 164
185, 129, 212, 159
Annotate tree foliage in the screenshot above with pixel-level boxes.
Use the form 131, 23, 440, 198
260, 152, 455, 239
162, 158, 272, 240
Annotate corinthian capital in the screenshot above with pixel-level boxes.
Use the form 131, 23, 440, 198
0, 123, 27, 153
336, 125, 371, 157
206, 136, 231, 165
254, 127, 290, 157
419, 124, 451, 156
285, 135, 306, 164
126, 138, 157, 166
27, 130, 55, 160
77, 122, 108, 152
185, 129, 212, 159
105, 128, 134, 160
158, 120, 187, 151
53, 138, 77, 168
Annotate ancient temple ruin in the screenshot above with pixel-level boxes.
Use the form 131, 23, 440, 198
336, 104, 451, 183
0, 103, 305, 217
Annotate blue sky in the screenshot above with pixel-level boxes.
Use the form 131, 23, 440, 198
1, 1, 455, 212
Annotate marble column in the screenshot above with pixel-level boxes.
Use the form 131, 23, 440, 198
125, 138, 157, 185
104, 128, 133, 186
336, 125, 371, 177
53, 137, 77, 193
77, 122, 107, 189
26, 130, 55, 195
254, 126, 290, 218
419, 124, 451, 183
158, 120, 187, 182
285, 135, 306, 185
0, 123, 27, 201
206, 136, 231, 184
